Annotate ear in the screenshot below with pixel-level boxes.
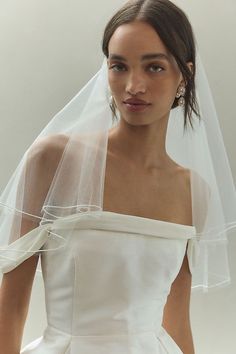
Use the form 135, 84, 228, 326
179, 62, 194, 86
187, 61, 194, 74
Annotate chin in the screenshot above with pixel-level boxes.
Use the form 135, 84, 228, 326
122, 117, 153, 127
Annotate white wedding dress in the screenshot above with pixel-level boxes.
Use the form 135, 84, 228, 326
1, 211, 197, 354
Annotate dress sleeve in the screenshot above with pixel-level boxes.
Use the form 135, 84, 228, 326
0, 224, 50, 274
186, 238, 200, 275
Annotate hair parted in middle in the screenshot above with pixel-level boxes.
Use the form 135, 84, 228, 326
101, 0, 201, 131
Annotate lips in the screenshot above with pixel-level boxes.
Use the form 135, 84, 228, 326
124, 98, 150, 105
123, 101, 151, 112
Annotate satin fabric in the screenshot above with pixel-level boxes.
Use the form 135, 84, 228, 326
2, 211, 196, 354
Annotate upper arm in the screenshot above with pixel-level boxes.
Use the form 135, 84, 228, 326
0, 134, 69, 315
162, 246, 195, 353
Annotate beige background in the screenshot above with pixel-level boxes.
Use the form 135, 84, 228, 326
0, 1, 235, 353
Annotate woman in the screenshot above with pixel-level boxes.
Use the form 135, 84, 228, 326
0, 1, 235, 353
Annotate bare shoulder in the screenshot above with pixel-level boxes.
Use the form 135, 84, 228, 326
189, 168, 211, 195
174, 166, 210, 192
28, 134, 70, 162
23, 134, 71, 191
169, 165, 192, 190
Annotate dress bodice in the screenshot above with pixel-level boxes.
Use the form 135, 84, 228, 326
0, 211, 197, 354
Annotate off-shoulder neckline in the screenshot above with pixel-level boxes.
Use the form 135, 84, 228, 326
98, 210, 195, 229
43, 210, 197, 239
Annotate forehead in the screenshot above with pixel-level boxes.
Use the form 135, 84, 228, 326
108, 21, 170, 58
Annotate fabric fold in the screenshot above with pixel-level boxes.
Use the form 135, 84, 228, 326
186, 238, 200, 274
0, 224, 51, 274
0, 211, 197, 275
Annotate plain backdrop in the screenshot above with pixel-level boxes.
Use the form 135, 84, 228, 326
0, 1, 235, 353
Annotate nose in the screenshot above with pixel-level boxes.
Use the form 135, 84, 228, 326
126, 71, 146, 95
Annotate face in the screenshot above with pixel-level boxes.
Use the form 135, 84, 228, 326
107, 21, 192, 126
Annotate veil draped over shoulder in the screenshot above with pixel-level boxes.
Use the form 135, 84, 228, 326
0, 51, 236, 293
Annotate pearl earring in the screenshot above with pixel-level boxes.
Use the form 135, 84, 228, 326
176, 86, 186, 107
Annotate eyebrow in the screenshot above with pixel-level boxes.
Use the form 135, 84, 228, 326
108, 53, 171, 62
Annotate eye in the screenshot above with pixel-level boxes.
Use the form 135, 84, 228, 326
109, 64, 125, 72
109, 63, 164, 73
148, 64, 164, 73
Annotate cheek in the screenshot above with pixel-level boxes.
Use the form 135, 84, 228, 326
108, 77, 124, 95
151, 84, 170, 101
152, 80, 177, 98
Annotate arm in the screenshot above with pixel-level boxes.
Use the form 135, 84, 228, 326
162, 248, 195, 354
0, 134, 68, 353
0, 254, 39, 354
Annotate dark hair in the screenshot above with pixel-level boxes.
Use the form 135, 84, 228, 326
102, 0, 201, 131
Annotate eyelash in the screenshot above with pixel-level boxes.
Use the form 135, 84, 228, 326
109, 63, 164, 73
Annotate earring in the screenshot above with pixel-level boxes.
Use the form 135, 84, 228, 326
176, 85, 186, 107
109, 95, 117, 108
109, 95, 117, 116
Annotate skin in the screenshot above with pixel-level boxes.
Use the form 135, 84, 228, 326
103, 20, 195, 354
0, 138, 67, 353
107, 20, 193, 170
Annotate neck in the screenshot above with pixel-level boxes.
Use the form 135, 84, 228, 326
108, 115, 175, 170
